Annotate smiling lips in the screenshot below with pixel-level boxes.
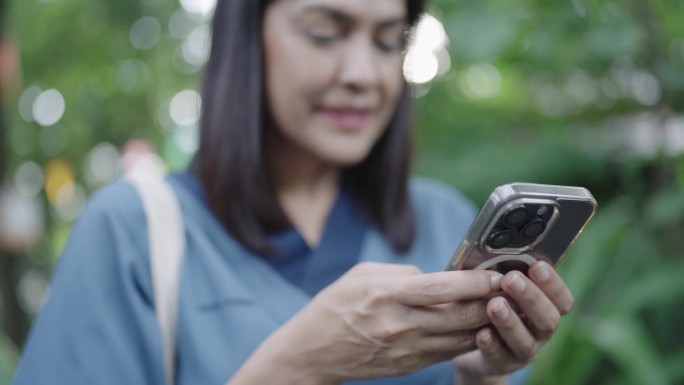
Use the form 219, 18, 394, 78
318, 107, 372, 131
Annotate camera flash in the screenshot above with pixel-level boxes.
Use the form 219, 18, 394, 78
537, 205, 548, 215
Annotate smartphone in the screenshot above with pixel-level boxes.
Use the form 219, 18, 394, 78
446, 183, 597, 274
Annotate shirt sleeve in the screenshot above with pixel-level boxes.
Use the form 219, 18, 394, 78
12, 181, 166, 385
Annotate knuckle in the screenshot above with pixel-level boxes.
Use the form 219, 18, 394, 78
521, 293, 541, 309
458, 302, 476, 323
495, 314, 517, 332
517, 341, 538, 360
419, 281, 452, 301
442, 329, 478, 354
374, 323, 407, 344
450, 301, 486, 328
459, 329, 479, 350
540, 313, 561, 334
354, 262, 382, 273
365, 283, 391, 304
561, 296, 575, 315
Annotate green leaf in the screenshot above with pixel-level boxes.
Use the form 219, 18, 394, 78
664, 350, 684, 383
582, 316, 669, 385
643, 187, 684, 228
0, 332, 18, 385
609, 263, 684, 314
529, 330, 600, 385
556, 200, 632, 305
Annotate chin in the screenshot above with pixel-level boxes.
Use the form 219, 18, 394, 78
322, 147, 373, 167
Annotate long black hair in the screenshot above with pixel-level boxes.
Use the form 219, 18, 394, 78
0, 0, 6, 182
194, 0, 426, 255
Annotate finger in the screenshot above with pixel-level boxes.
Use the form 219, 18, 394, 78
501, 271, 561, 339
487, 297, 539, 361
527, 261, 574, 315
412, 300, 491, 333
416, 329, 479, 355
393, 271, 503, 306
349, 262, 423, 277
474, 328, 524, 373
392, 350, 462, 376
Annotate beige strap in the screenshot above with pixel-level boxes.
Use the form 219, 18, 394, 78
129, 177, 184, 385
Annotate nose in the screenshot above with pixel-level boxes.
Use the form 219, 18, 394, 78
337, 37, 381, 92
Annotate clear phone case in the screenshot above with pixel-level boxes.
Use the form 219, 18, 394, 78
446, 183, 597, 274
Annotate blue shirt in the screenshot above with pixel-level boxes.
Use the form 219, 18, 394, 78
12, 174, 528, 385
266, 189, 366, 297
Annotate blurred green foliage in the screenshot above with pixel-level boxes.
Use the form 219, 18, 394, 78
1, 0, 683, 384
414, 0, 684, 384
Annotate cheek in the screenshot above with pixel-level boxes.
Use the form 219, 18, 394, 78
386, 59, 406, 99
381, 69, 406, 117
264, 38, 309, 130
264, 38, 336, 123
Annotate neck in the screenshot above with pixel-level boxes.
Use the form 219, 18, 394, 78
265, 131, 341, 247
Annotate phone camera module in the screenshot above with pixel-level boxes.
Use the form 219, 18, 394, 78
522, 217, 546, 238
488, 230, 514, 249
486, 203, 555, 251
504, 207, 528, 226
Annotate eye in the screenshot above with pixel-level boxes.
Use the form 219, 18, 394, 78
375, 27, 407, 53
301, 22, 342, 46
307, 33, 339, 45
375, 39, 404, 53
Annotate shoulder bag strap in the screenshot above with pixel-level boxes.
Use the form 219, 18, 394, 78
129, 177, 185, 385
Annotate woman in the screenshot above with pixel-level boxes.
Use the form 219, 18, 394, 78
13, 0, 573, 384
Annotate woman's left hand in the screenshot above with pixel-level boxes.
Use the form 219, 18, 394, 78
451, 261, 574, 381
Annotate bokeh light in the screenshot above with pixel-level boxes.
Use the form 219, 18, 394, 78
0, 188, 45, 253
630, 71, 660, 106
130, 16, 162, 50
18, 86, 41, 123
460, 63, 502, 100
84, 143, 121, 189
116, 60, 151, 95
54, 182, 86, 223
170, 90, 201, 126
169, 9, 196, 40
403, 14, 450, 85
173, 124, 199, 155
412, 14, 448, 53
43, 158, 75, 207
179, 0, 216, 20
18, 270, 49, 316
32, 89, 65, 127
182, 25, 211, 67
564, 71, 598, 108
404, 50, 439, 85
14, 161, 44, 198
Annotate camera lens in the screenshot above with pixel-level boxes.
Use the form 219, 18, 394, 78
488, 230, 514, 249
522, 217, 546, 238
504, 207, 528, 226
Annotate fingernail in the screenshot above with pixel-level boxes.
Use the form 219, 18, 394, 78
535, 263, 551, 282
481, 331, 492, 344
493, 300, 509, 320
507, 273, 525, 293
490, 273, 503, 290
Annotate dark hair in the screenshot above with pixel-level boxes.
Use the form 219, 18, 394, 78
0, 0, 6, 182
194, 0, 426, 255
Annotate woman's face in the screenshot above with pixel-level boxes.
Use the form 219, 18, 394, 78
263, 0, 407, 167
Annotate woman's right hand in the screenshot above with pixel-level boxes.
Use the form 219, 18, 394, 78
231, 262, 503, 385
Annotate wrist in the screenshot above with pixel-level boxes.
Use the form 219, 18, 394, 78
264, 337, 339, 385
228, 325, 338, 385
